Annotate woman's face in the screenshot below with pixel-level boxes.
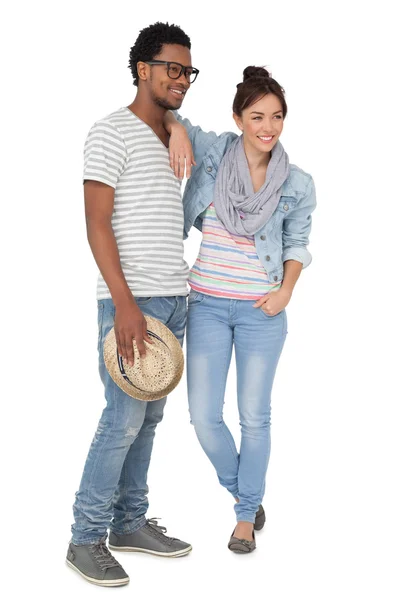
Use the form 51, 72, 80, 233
234, 93, 284, 154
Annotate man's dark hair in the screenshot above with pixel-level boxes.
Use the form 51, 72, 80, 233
128, 22, 191, 87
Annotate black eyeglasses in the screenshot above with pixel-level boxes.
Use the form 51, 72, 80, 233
145, 60, 200, 84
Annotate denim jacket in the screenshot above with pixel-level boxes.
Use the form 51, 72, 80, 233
175, 113, 317, 284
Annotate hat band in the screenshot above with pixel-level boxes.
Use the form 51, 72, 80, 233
117, 330, 170, 392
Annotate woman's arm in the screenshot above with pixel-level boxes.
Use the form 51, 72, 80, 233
164, 110, 238, 178
282, 176, 317, 268
252, 260, 302, 316
253, 177, 316, 316
164, 111, 196, 179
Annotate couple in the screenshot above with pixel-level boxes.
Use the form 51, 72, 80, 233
67, 21, 316, 586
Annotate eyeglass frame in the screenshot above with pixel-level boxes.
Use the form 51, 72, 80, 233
144, 60, 200, 84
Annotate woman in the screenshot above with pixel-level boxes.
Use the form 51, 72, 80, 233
166, 66, 316, 553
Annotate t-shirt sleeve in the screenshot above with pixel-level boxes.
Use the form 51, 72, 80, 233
83, 120, 127, 189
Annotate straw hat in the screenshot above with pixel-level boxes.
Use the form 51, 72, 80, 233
103, 316, 184, 401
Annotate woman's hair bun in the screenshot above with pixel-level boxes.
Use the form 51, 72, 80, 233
242, 66, 271, 81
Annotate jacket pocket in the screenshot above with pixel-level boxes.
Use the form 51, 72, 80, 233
276, 197, 296, 214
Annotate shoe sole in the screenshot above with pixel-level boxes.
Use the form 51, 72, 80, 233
108, 544, 192, 558
66, 559, 130, 586
228, 544, 255, 554
254, 513, 265, 531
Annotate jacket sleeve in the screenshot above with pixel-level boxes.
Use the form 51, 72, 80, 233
282, 176, 316, 269
173, 111, 236, 165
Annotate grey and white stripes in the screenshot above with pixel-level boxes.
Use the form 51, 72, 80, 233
83, 107, 189, 300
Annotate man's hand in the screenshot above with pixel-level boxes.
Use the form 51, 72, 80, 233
114, 300, 153, 366
169, 123, 196, 179
253, 289, 292, 316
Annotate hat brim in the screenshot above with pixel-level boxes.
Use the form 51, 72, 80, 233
103, 316, 184, 401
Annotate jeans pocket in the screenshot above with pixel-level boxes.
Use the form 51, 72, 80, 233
260, 304, 281, 317
188, 291, 206, 305
260, 307, 287, 336
134, 296, 153, 305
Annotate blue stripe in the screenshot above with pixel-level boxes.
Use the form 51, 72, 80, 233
202, 242, 258, 258
192, 265, 268, 284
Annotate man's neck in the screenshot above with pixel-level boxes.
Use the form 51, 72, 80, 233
127, 94, 166, 131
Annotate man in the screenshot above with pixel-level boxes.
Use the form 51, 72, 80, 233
67, 22, 199, 587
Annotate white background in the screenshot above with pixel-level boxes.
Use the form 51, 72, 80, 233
2, 0, 399, 598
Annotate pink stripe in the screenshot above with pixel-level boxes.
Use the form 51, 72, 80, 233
198, 253, 265, 271
202, 228, 254, 247
191, 268, 263, 285
189, 283, 266, 300
203, 225, 253, 242
195, 257, 264, 274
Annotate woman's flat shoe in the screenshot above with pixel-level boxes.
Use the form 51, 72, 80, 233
228, 530, 256, 554
254, 505, 265, 531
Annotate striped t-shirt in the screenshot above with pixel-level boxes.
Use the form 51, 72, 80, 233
188, 203, 281, 300
83, 107, 189, 300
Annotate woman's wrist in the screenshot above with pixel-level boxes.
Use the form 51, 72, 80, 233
278, 286, 292, 298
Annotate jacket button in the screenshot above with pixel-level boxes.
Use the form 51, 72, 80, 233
283, 204, 289, 211
206, 166, 213, 172
273, 275, 278, 281
265, 255, 270, 261
260, 235, 266, 241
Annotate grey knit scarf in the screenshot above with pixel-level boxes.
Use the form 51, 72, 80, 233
213, 135, 290, 235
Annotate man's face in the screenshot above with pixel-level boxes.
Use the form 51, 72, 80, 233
146, 44, 192, 110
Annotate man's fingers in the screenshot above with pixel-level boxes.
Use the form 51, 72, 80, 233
123, 334, 135, 367
143, 322, 153, 344
135, 333, 147, 358
115, 332, 124, 360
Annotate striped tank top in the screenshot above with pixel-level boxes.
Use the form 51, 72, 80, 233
188, 203, 281, 300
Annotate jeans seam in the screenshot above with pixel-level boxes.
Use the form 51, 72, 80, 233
110, 514, 147, 536
166, 296, 186, 330
215, 328, 238, 466
87, 373, 118, 505
71, 536, 106, 546
116, 453, 128, 525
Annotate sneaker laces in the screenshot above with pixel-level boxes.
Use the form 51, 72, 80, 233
147, 518, 178, 542
91, 538, 122, 571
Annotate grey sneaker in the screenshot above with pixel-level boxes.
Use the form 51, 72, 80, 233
66, 536, 129, 587
109, 518, 192, 557
254, 505, 266, 531
228, 530, 256, 554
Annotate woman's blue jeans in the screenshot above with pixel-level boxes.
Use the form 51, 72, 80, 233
186, 291, 287, 523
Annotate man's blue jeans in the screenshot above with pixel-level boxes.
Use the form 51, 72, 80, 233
186, 291, 287, 523
71, 296, 187, 545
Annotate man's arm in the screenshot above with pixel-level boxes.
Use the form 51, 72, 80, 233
84, 181, 152, 366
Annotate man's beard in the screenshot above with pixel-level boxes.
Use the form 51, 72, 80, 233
150, 87, 181, 111
154, 96, 177, 110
